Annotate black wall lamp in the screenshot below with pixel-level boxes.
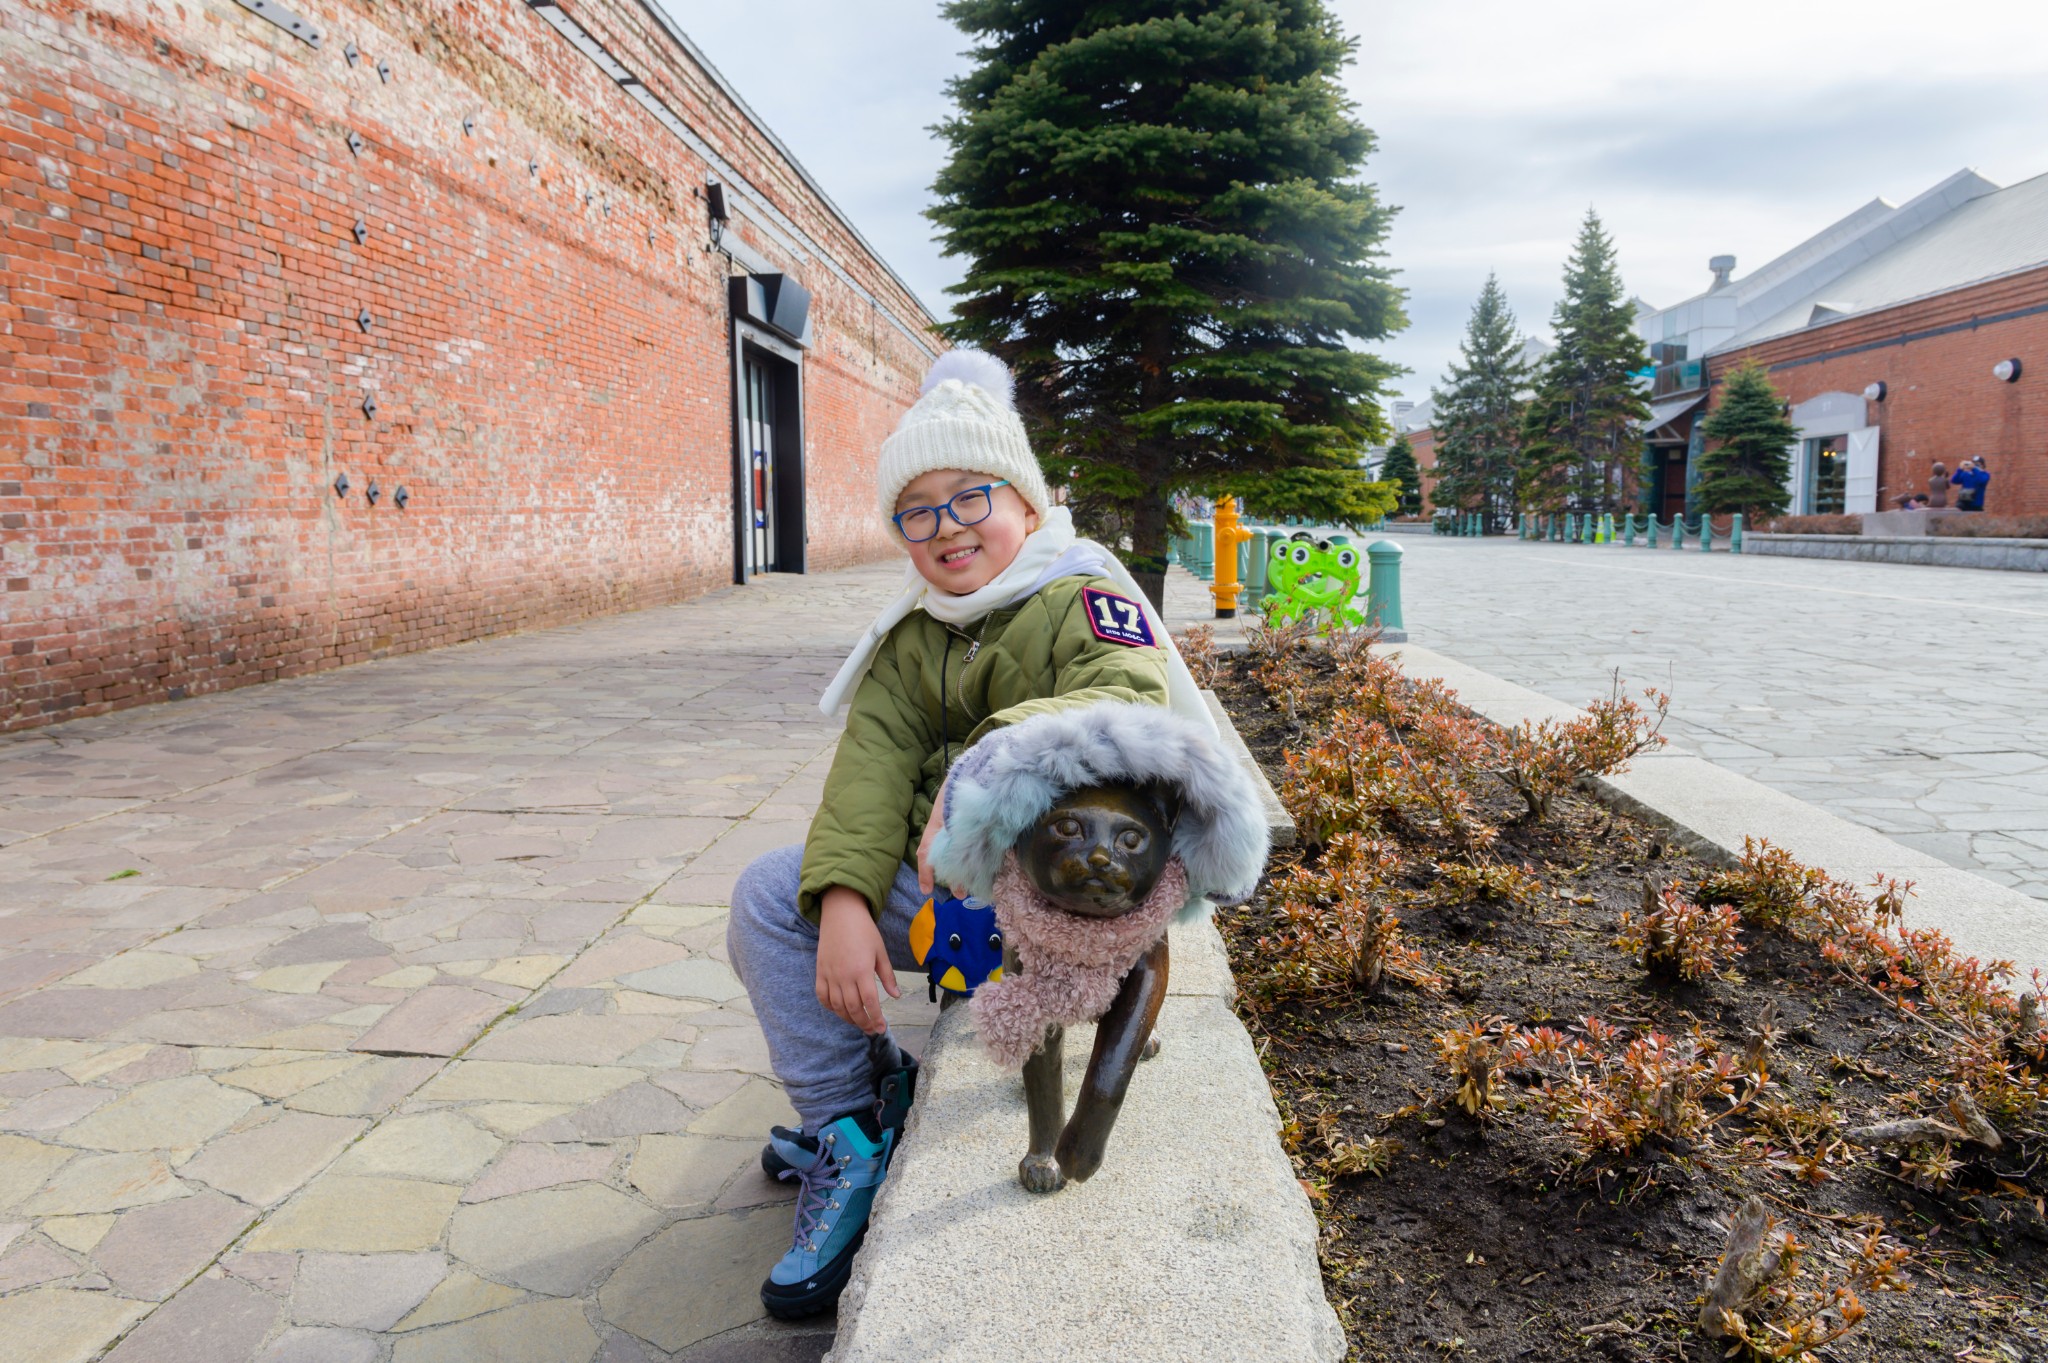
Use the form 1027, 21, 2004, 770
1994, 358, 2023, 383
1862, 381, 1886, 402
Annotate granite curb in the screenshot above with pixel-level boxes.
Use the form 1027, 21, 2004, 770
1386, 642, 2048, 980
1745, 533, 2048, 572
826, 919, 1343, 1363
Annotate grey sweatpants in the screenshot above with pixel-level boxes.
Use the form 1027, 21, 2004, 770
726, 844, 926, 1129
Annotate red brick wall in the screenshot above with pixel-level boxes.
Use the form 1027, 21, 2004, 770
1706, 265, 2048, 517
1409, 427, 1440, 511
1, 0, 936, 731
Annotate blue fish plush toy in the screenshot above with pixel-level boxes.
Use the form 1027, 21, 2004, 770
909, 893, 1003, 1001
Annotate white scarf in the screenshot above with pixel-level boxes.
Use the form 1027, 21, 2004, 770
819, 506, 1215, 736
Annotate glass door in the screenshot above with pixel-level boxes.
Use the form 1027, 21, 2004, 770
743, 355, 776, 574
1805, 435, 1847, 515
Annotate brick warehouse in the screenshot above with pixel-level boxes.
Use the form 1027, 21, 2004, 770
1705, 264, 2048, 519
1642, 169, 2048, 522
1, 0, 941, 732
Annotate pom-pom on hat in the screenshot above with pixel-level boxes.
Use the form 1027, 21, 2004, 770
878, 350, 1051, 524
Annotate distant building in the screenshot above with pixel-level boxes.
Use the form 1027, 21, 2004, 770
1638, 169, 2048, 519
1390, 397, 1439, 512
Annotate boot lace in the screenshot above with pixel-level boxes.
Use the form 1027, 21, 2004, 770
780, 1150, 847, 1255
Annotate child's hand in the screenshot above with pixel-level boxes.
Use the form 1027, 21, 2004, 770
817, 887, 898, 1035
917, 778, 948, 897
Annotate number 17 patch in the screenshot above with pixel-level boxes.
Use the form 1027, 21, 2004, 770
1082, 587, 1156, 648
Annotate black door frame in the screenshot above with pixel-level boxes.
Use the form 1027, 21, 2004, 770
728, 320, 806, 583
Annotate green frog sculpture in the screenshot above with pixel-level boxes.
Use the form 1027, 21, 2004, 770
1264, 533, 1365, 630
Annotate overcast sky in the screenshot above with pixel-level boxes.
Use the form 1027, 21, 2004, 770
671, 1, 2048, 412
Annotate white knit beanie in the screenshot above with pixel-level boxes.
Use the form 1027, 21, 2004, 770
877, 351, 1052, 523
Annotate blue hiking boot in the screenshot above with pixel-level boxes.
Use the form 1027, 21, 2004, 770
759, 1111, 893, 1319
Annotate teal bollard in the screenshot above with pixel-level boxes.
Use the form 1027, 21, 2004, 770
1603, 513, 1616, 544
1366, 539, 1405, 635
1699, 515, 1713, 552
1623, 513, 1636, 546
1246, 528, 1270, 607
1550, 514, 1562, 542
1672, 516, 1685, 550
1194, 522, 1214, 579
1731, 513, 1744, 554
1647, 516, 1658, 548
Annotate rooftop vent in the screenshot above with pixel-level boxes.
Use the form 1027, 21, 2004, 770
1708, 255, 1737, 291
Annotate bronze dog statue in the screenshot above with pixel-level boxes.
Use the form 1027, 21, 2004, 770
931, 702, 1269, 1193
1010, 784, 1178, 1192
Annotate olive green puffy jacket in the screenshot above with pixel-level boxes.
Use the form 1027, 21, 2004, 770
799, 574, 1170, 923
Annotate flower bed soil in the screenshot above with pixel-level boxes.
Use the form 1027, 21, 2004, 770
1207, 646, 2046, 1362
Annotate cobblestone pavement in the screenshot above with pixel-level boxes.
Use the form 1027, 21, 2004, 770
0, 562, 936, 1363
1389, 538, 2048, 902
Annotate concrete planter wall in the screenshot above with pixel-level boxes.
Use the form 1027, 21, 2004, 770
1745, 533, 2048, 572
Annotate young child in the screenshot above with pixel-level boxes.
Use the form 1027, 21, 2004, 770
725, 350, 1212, 1317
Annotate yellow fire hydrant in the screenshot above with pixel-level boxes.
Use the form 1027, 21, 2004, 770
1211, 497, 1254, 618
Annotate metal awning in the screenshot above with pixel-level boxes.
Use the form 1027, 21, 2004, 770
1641, 391, 1707, 436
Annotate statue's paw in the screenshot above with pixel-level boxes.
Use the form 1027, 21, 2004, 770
1140, 1033, 1162, 1062
1054, 1143, 1103, 1185
1018, 1153, 1066, 1194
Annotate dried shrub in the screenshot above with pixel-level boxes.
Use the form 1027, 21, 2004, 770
1498, 679, 1669, 823
1761, 514, 1863, 535
1616, 881, 1744, 982
1928, 512, 2048, 539
1249, 833, 1439, 1006
1434, 859, 1544, 909
1699, 1196, 1911, 1361
1311, 1111, 1399, 1178
1279, 694, 1501, 855
1247, 616, 1321, 724
1436, 1017, 1508, 1118
1700, 837, 1837, 932
1280, 720, 1402, 849
1527, 1020, 1741, 1158
1172, 624, 1224, 690
1281, 1107, 1400, 1180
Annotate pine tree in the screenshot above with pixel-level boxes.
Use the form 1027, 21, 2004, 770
1695, 361, 1797, 518
1517, 211, 1649, 514
928, 0, 1405, 602
1430, 273, 1527, 530
1379, 432, 1420, 517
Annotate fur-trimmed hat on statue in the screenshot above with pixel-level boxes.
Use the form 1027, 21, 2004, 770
877, 350, 1051, 522
933, 700, 1271, 920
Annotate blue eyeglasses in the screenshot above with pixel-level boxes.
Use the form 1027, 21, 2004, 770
892, 481, 1010, 543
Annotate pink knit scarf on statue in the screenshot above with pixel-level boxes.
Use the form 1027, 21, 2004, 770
971, 853, 1187, 1069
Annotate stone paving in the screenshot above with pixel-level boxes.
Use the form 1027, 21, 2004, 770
1389, 538, 2048, 902
0, 563, 937, 1363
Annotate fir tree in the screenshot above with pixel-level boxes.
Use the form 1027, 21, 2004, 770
1518, 211, 1649, 514
1379, 432, 1420, 517
1430, 273, 1527, 530
928, 0, 1405, 602
1695, 361, 1797, 518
